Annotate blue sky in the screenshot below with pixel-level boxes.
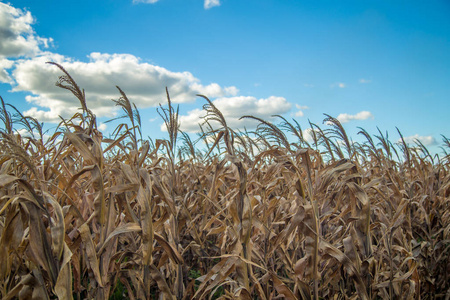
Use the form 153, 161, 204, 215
1, 0, 449, 154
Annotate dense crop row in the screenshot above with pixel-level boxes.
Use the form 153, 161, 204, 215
0, 63, 449, 299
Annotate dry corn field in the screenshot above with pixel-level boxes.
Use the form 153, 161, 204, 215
0, 64, 449, 300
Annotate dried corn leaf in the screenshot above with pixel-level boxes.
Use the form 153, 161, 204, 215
79, 223, 103, 287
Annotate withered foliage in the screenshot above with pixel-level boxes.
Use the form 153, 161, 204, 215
0, 64, 449, 299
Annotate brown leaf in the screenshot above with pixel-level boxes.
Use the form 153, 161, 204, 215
154, 232, 184, 264
270, 271, 297, 300
0, 174, 19, 187
54, 243, 73, 300
149, 264, 176, 300
320, 240, 369, 300
26, 203, 59, 285
79, 223, 103, 287
194, 256, 239, 299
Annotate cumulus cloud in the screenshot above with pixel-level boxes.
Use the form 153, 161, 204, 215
0, 3, 52, 58
400, 134, 437, 146
1, 2, 237, 124
0, 58, 14, 83
359, 79, 371, 84
98, 123, 107, 131
302, 128, 321, 143
336, 111, 373, 123
2, 1, 291, 135
224, 86, 239, 95
204, 0, 221, 9
0, 3, 52, 82
294, 104, 309, 117
11, 52, 238, 122
178, 96, 292, 132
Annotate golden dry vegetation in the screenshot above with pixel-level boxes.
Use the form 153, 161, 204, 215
0, 63, 449, 299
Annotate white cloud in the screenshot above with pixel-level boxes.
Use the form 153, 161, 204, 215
98, 123, 107, 131
0, 3, 52, 58
294, 104, 309, 117
132, 0, 159, 3
336, 111, 374, 123
204, 0, 221, 9
330, 82, 346, 88
400, 134, 437, 146
15, 128, 32, 137
302, 128, 320, 143
303, 83, 314, 88
295, 111, 304, 117
178, 96, 292, 132
0, 3, 52, 81
2, 1, 291, 136
0, 58, 14, 83
359, 79, 371, 84
11, 52, 238, 122
224, 86, 239, 95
